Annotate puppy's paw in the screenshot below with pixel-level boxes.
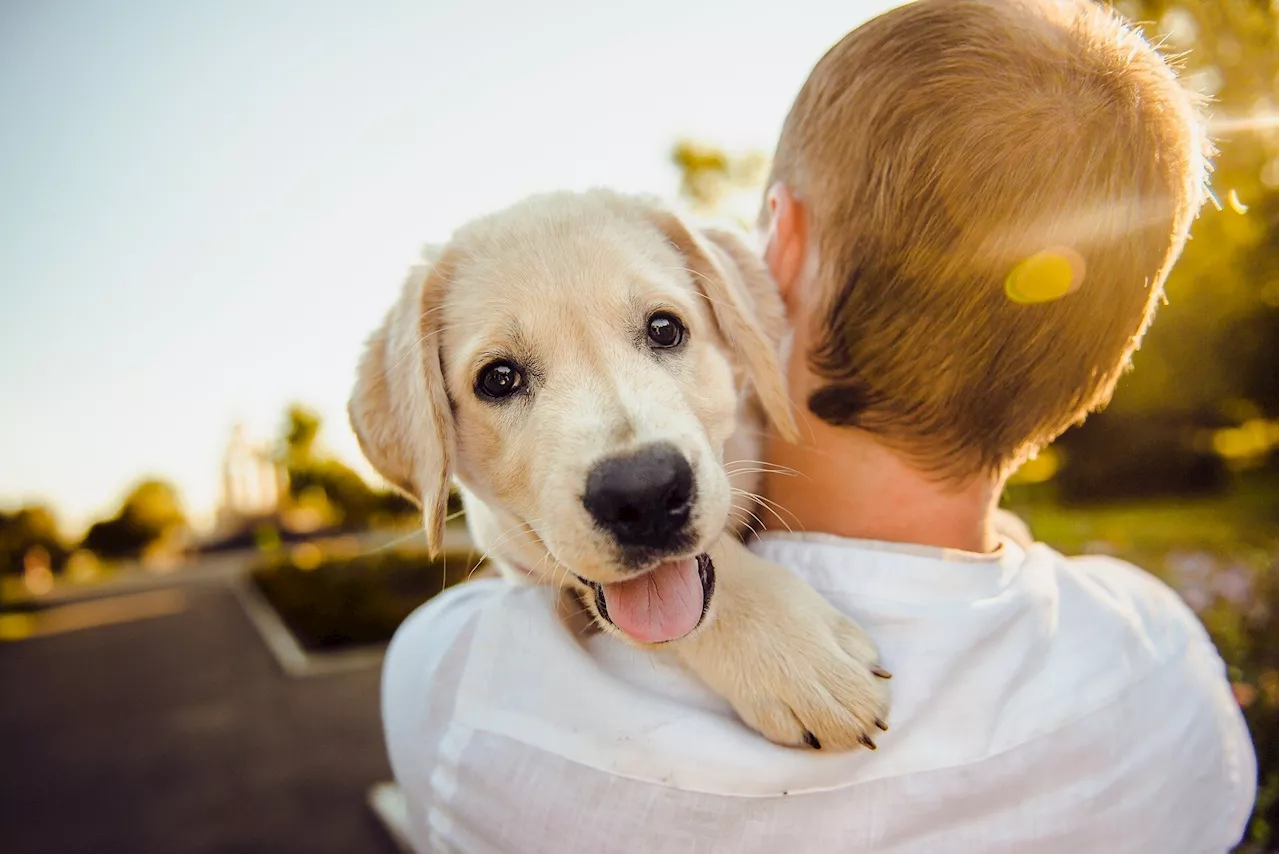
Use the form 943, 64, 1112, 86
672, 536, 892, 751
728, 610, 891, 751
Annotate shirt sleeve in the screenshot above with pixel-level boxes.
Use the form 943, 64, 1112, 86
1070, 556, 1259, 850
381, 579, 506, 852
1175, 595, 1260, 850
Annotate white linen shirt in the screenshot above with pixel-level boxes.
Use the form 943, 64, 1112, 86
382, 533, 1257, 853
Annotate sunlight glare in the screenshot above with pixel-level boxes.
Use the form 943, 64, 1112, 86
1207, 113, 1280, 135
1005, 248, 1085, 305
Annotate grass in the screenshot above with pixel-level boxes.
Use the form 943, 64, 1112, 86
1005, 477, 1276, 565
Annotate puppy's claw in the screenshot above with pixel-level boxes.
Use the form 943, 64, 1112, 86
871, 665, 893, 679
683, 539, 892, 754
875, 718, 889, 731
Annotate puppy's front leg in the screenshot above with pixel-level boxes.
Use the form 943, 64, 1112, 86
670, 534, 891, 750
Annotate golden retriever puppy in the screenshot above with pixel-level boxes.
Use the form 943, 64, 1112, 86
349, 189, 890, 750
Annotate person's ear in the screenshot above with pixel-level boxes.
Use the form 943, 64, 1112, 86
762, 182, 809, 314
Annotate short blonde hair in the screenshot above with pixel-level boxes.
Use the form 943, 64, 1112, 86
768, 0, 1209, 476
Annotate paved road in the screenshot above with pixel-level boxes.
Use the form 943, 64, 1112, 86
0, 583, 399, 854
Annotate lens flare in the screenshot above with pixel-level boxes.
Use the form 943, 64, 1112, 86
1207, 113, 1280, 135
1004, 248, 1085, 305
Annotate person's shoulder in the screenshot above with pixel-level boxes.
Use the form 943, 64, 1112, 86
1035, 544, 1251, 765
382, 579, 561, 735
1013, 543, 1256, 837
385, 578, 558, 683
1041, 544, 1210, 653
995, 542, 1237, 741
386, 578, 498, 665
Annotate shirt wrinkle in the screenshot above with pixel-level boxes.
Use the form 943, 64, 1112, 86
382, 534, 1257, 854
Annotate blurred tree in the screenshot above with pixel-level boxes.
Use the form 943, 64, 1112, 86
671, 140, 770, 227
283, 404, 321, 469
276, 404, 421, 531
80, 480, 188, 560
1100, 1, 1280, 425
0, 505, 67, 575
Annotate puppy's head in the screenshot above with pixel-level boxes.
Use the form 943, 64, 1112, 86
350, 191, 795, 642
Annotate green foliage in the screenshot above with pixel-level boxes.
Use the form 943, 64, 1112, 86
0, 505, 67, 575
250, 546, 481, 650
1102, 0, 1279, 425
79, 479, 187, 560
1054, 411, 1231, 503
276, 403, 421, 531
670, 139, 770, 226
282, 403, 321, 468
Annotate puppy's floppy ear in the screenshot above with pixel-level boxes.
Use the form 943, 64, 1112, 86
348, 249, 457, 555
650, 211, 800, 443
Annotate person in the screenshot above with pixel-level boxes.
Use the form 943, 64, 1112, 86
380, 0, 1257, 851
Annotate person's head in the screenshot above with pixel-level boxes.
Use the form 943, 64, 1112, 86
761, 0, 1209, 483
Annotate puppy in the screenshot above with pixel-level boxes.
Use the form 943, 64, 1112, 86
349, 190, 890, 750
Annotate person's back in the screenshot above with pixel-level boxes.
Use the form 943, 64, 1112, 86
385, 533, 1254, 852
381, 0, 1258, 850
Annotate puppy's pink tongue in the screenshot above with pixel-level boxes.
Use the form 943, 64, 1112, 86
601, 558, 703, 644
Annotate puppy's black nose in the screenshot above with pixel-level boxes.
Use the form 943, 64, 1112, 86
583, 443, 694, 549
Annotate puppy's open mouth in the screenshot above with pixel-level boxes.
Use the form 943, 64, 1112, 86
576, 553, 715, 644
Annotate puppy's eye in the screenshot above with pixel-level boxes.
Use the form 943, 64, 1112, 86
476, 361, 523, 399
646, 312, 685, 349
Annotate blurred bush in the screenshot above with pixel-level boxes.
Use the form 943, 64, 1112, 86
1055, 411, 1231, 503
0, 505, 67, 576
79, 479, 188, 563
2, 480, 189, 595
250, 544, 482, 651
275, 404, 425, 533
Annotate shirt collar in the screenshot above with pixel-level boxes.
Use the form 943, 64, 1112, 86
750, 531, 1027, 602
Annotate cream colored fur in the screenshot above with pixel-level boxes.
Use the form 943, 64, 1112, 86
350, 190, 890, 750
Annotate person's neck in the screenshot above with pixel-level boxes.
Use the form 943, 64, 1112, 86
761, 416, 1002, 554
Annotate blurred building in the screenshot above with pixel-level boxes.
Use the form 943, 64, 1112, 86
214, 424, 285, 537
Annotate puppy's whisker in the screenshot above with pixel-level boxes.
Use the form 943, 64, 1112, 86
734, 487, 802, 534
736, 504, 771, 534
384, 321, 467, 375
658, 265, 762, 319
466, 517, 541, 581
530, 550, 565, 587
732, 485, 790, 521
660, 264, 719, 293
725, 458, 804, 478
725, 467, 800, 480
359, 525, 428, 556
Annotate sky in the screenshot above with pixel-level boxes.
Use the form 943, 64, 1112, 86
0, 0, 897, 534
